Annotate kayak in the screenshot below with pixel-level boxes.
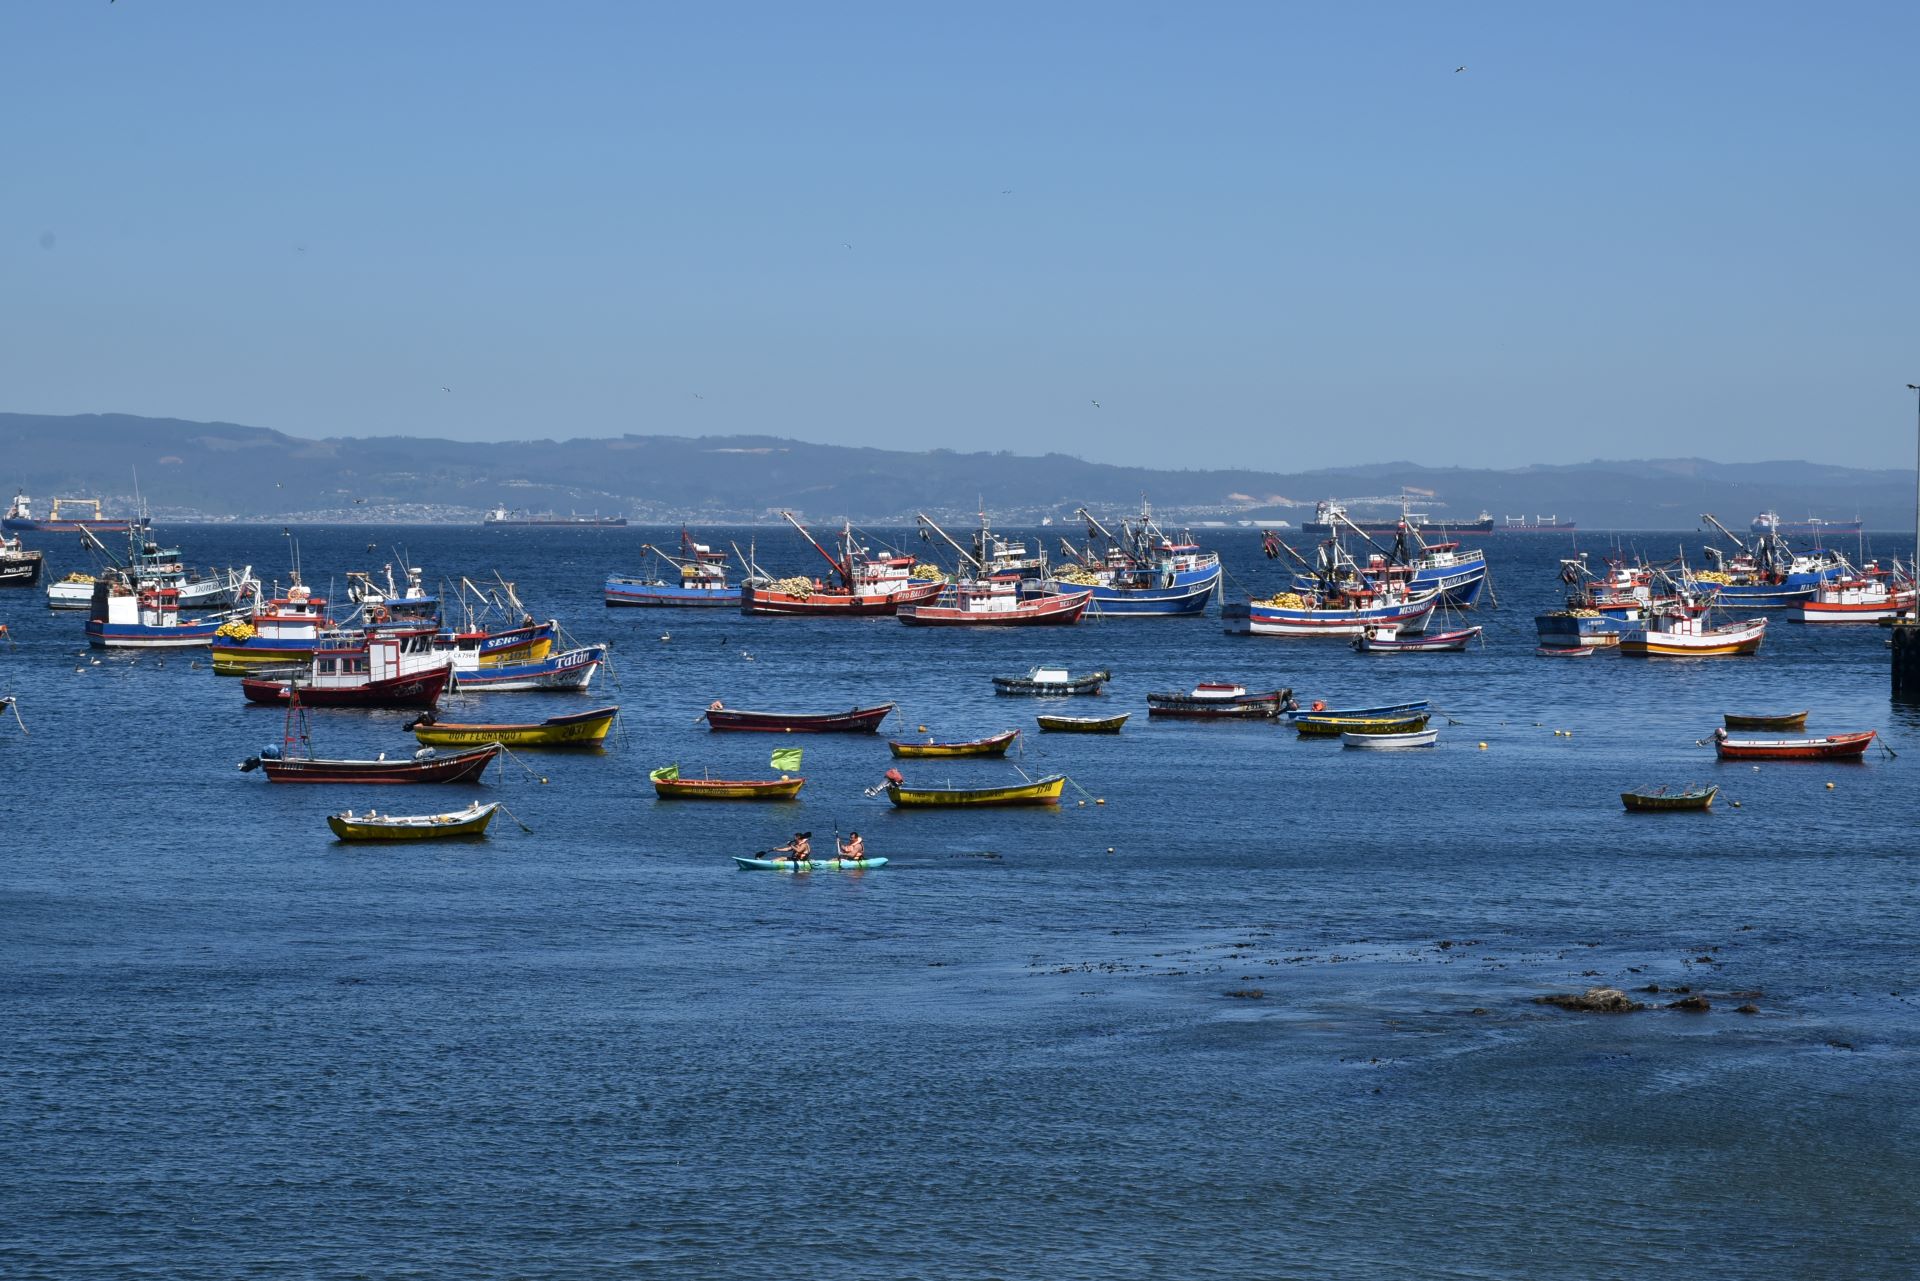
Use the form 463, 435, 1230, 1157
733, 855, 889, 872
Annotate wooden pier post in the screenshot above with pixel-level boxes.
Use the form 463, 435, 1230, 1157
1894, 625, 1920, 698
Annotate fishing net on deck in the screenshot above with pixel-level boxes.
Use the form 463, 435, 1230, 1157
911, 562, 945, 580
1258, 592, 1310, 609
1053, 567, 1101, 586
768, 576, 815, 598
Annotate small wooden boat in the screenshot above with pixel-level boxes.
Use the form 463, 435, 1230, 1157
888, 729, 1019, 758
1035, 713, 1130, 733
1352, 625, 1482, 654
1286, 699, 1430, 721
653, 775, 806, 800
1145, 683, 1294, 719
705, 701, 895, 733
1723, 710, 1809, 732
243, 742, 502, 784
992, 665, 1110, 696
733, 855, 888, 872
1621, 785, 1718, 812
897, 581, 1092, 627
1295, 713, 1431, 738
1712, 729, 1876, 761
881, 768, 1065, 807
1341, 728, 1438, 749
411, 705, 618, 748
328, 801, 500, 841
1535, 645, 1596, 658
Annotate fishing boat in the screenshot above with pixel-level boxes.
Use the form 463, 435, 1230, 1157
1723, 710, 1809, 732
1711, 729, 1876, 761
1222, 580, 1439, 638
1617, 603, 1766, 657
1534, 554, 1672, 648
898, 579, 1092, 626
239, 629, 452, 708
0, 534, 44, 588
880, 768, 1066, 807
739, 513, 943, 616
327, 801, 501, 841
1683, 514, 1843, 608
991, 665, 1110, 696
3, 492, 132, 533
210, 580, 336, 672
238, 692, 501, 783
888, 729, 1019, 758
1294, 713, 1431, 738
1341, 728, 1438, 749
1047, 500, 1221, 616
84, 577, 225, 648
1620, 786, 1718, 812
410, 705, 618, 748
446, 644, 605, 692
1287, 510, 1488, 608
1145, 683, 1295, 719
733, 855, 888, 872
605, 530, 741, 607
1793, 573, 1916, 623
49, 525, 255, 610
1035, 712, 1130, 733
705, 701, 896, 733
1352, 625, 1482, 653
347, 563, 440, 625
652, 774, 806, 800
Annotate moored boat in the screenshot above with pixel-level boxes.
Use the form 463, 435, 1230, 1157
1145, 683, 1295, 719
1341, 728, 1438, 749
1723, 710, 1808, 732
1711, 729, 1875, 761
888, 729, 1020, 758
991, 665, 1110, 696
447, 644, 605, 692
1035, 712, 1130, 733
411, 705, 618, 748
1295, 713, 1430, 738
1618, 604, 1765, 657
1793, 574, 1916, 624
210, 581, 336, 672
1223, 582, 1439, 638
328, 801, 500, 841
1536, 645, 1596, 657
652, 774, 806, 800
606, 530, 741, 607
880, 768, 1066, 807
740, 513, 943, 616
1353, 625, 1481, 653
705, 701, 896, 733
246, 742, 500, 783
239, 629, 452, 708
897, 580, 1092, 627
85, 578, 225, 648
0, 534, 44, 588
1048, 500, 1221, 617
1621, 786, 1718, 812
1286, 699, 1430, 721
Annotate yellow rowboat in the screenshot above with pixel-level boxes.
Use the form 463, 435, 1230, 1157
412, 705, 618, 748
653, 775, 805, 800
887, 729, 1019, 758
1035, 713, 1130, 733
882, 769, 1065, 807
327, 801, 499, 841
1294, 713, 1430, 738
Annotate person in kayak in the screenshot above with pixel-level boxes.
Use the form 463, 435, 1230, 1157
771, 832, 811, 864
836, 831, 865, 863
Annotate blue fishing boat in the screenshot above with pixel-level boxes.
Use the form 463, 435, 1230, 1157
450, 644, 606, 692
1050, 501, 1220, 617
1533, 554, 1668, 649
1285, 515, 1488, 608
84, 575, 225, 648
606, 530, 741, 607
1679, 514, 1845, 608
1225, 577, 1438, 638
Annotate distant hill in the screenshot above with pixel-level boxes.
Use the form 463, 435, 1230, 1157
0, 411, 1910, 530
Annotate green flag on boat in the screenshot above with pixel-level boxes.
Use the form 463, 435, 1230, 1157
770, 748, 803, 773
649, 763, 679, 782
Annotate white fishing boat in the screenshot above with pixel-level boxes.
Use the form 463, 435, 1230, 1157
1341, 728, 1439, 749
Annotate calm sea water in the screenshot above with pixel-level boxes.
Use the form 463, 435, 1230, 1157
3, 525, 1917, 1279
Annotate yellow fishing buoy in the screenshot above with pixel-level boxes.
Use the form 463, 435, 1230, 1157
1095, 798, 1105, 805
1826, 781, 1835, 789
1478, 741, 1488, 750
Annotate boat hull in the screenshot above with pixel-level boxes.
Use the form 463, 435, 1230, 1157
991, 671, 1109, 696
242, 666, 451, 708
888, 730, 1019, 757
0, 553, 45, 588
1341, 728, 1438, 749
1533, 612, 1633, 647
706, 702, 895, 733
1223, 595, 1437, 638
259, 743, 500, 783
1723, 711, 1808, 732
897, 589, 1090, 626
1353, 626, 1481, 653
86, 619, 221, 648
740, 579, 943, 616
734, 856, 888, 871
413, 706, 618, 747
1080, 564, 1221, 617
885, 775, 1065, 807
1146, 688, 1293, 719
654, 777, 805, 800
1618, 621, 1766, 657
452, 646, 604, 692
1296, 714, 1430, 738
1621, 788, 1717, 812
1712, 731, 1875, 761
1035, 713, 1130, 733
604, 579, 741, 607
328, 802, 500, 840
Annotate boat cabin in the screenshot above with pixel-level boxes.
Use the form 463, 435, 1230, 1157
307, 629, 449, 688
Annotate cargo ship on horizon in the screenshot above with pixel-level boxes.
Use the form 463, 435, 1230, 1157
483, 504, 628, 528
4, 492, 137, 534
1750, 511, 1863, 538
1299, 500, 1496, 536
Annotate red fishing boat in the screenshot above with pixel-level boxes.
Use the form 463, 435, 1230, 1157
238, 691, 501, 783
897, 580, 1092, 627
1711, 729, 1876, 761
739, 512, 944, 616
240, 629, 452, 708
704, 700, 896, 733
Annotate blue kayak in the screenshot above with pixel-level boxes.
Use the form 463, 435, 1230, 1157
733, 856, 888, 872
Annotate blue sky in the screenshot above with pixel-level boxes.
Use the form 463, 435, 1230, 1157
4, 2, 1917, 469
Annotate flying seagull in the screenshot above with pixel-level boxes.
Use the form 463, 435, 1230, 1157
1091, 400, 1101, 409
440, 385, 452, 392
1454, 65, 1466, 73
842, 243, 852, 250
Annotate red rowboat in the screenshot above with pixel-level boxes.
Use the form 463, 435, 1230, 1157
241, 664, 451, 708
705, 701, 896, 733
1711, 728, 1876, 761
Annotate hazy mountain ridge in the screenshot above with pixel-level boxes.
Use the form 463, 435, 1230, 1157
0, 412, 1908, 529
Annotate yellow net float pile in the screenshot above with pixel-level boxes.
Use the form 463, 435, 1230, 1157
1258, 592, 1310, 609
1568, 608, 1601, 619
63, 572, 95, 585
215, 619, 257, 640
768, 576, 815, 598
1053, 566, 1101, 587
911, 562, 945, 580
1691, 570, 1735, 585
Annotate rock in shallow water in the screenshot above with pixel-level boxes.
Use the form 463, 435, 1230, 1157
1534, 987, 1644, 1013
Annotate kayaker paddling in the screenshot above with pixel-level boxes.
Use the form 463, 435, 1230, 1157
770, 831, 812, 864
837, 831, 865, 863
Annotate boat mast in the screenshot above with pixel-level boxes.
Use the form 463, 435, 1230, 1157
915, 513, 984, 577
781, 511, 852, 587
